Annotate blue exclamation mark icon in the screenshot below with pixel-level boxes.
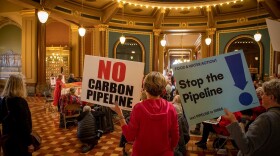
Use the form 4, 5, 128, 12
225, 53, 253, 106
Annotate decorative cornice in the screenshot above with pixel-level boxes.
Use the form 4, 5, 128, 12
96, 24, 109, 31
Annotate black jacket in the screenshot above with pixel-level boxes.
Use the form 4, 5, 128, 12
0, 96, 32, 156
77, 111, 97, 139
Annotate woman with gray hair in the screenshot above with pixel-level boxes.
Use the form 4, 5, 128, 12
0, 74, 34, 155
224, 79, 280, 156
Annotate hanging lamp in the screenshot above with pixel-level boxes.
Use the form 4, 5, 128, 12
205, 8, 211, 45
119, 4, 126, 44
79, 0, 86, 37
37, 0, 49, 23
160, 35, 167, 47
254, 0, 262, 42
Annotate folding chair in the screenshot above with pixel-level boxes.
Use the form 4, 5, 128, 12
63, 104, 81, 129
43, 90, 55, 113
213, 134, 238, 154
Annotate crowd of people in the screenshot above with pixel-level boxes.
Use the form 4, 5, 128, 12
1, 71, 280, 155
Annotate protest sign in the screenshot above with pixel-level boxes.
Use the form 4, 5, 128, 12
81, 55, 144, 110
50, 77, 56, 86
266, 18, 280, 52
61, 82, 82, 96
173, 50, 259, 125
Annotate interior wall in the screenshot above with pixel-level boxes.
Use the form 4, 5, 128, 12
46, 21, 70, 47
0, 25, 21, 54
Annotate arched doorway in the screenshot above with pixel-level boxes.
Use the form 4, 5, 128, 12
113, 37, 145, 63
225, 35, 263, 80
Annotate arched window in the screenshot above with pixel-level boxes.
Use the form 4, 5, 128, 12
225, 35, 263, 80
114, 37, 145, 62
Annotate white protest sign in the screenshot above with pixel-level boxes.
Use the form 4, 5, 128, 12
266, 18, 280, 51
81, 55, 144, 110
50, 77, 56, 86
173, 50, 259, 125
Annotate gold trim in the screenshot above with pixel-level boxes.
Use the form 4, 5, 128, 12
224, 35, 263, 76
269, 44, 274, 76
113, 36, 145, 64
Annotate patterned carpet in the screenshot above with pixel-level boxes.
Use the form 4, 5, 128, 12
25, 96, 238, 156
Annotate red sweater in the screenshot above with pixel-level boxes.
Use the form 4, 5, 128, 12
122, 98, 179, 156
213, 112, 242, 136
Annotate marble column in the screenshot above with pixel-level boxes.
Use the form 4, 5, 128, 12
153, 29, 161, 71
36, 13, 47, 94
21, 9, 38, 94
207, 28, 216, 57
158, 33, 165, 73
70, 25, 80, 77
93, 24, 109, 57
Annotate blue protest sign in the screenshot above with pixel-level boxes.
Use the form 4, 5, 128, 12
172, 50, 259, 125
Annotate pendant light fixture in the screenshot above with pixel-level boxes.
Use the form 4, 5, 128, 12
78, 0, 86, 37
254, 0, 262, 42
37, 0, 49, 23
205, 8, 211, 45
160, 34, 167, 47
119, 3, 126, 44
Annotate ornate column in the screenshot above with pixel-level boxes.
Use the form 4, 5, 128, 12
158, 33, 165, 73
207, 28, 216, 57
21, 9, 38, 94
70, 25, 80, 77
93, 24, 109, 57
153, 29, 161, 71
36, 11, 47, 94
201, 33, 208, 58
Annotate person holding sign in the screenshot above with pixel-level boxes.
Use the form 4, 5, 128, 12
53, 74, 64, 110
224, 79, 280, 156
111, 71, 179, 156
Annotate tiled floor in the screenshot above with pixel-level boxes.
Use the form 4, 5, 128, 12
27, 96, 238, 156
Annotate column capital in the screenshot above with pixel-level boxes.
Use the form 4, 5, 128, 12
153, 29, 162, 36
95, 24, 109, 31
20, 9, 36, 17
70, 24, 79, 31
207, 28, 216, 35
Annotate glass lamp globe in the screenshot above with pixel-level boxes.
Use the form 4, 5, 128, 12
160, 39, 167, 47
205, 37, 211, 45
254, 32, 262, 42
37, 10, 49, 23
78, 27, 86, 37
120, 35, 126, 44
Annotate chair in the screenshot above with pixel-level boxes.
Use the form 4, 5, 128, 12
63, 104, 81, 129
43, 90, 54, 113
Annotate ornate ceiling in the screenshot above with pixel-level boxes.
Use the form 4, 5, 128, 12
3, 0, 279, 31
0, 0, 279, 47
